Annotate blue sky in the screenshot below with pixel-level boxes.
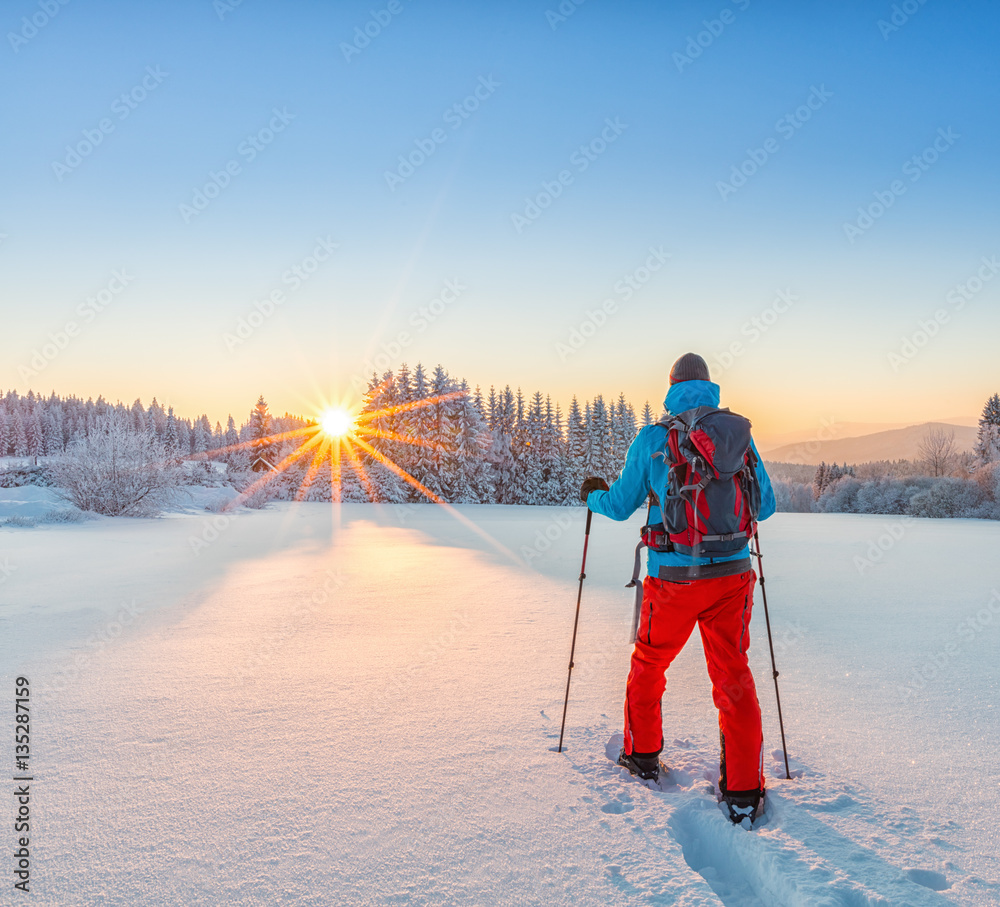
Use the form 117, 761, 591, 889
2, 0, 998, 439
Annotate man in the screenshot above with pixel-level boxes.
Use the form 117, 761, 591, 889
581, 352, 776, 825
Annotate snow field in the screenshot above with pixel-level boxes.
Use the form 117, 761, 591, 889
1, 505, 998, 905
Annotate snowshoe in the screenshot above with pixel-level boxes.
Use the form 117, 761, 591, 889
616, 747, 660, 782
720, 789, 764, 829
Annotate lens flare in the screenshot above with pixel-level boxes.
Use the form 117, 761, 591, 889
319, 408, 353, 438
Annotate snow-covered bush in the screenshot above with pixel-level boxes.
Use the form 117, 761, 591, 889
1, 509, 90, 528
225, 468, 275, 509
0, 464, 52, 487
815, 477, 862, 513
204, 495, 235, 513
180, 460, 228, 487
972, 461, 1000, 502
773, 480, 814, 513
853, 478, 930, 515
48, 413, 181, 517
909, 478, 986, 518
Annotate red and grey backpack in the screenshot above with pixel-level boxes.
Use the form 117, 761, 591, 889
644, 405, 762, 558
624, 405, 763, 638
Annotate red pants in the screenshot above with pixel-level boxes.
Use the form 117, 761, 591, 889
624, 570, 764, 794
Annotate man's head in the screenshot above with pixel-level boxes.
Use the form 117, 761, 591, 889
669, 352, 711, 385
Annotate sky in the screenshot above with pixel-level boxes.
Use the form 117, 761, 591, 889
2, 0, 999, 443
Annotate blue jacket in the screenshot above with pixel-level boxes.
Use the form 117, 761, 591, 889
586, 380, 775, 576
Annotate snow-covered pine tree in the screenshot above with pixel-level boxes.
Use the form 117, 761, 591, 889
487, 386, 500, 433
610, 393, 637, 482
164, 407, 179, 457
43, 410, 62, 455
192, 415, 211, 455
489, 386, 518, 504
975, 393, 1000, 463
519, 391, 546, 505
540, 396, 566, 504
176, 417, 191, 457
11, 410, 27, 458
565, 396, 588, 503
130, 399, 146, 433
147, 399, 166, 439
446, 380, 483, 504
249, 396, 274, 471
407, 364, 440, 500
25, 408, 44, 463
640, 401, 654, 427
586, 395, 609, 479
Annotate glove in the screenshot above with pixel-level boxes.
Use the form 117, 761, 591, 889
580, 476, 609, 502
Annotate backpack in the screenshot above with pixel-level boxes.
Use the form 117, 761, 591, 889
644, 405, 762, 558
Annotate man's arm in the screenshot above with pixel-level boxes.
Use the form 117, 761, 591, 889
586, 428, 654, 521
751, 438, 776, 521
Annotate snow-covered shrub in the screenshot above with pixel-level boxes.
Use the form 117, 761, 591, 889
815, 476, 862, 513
0, 464, 52, 487
972, 461, 1000, 502
909, 478, 986, 518
225, 468, 274, 509
42, 508, 90, 523
48, 413, 181, 517
0, 509, 87, 528
853, 479, 928, 515
181, 460, 228, 487
773, 480, 814, 513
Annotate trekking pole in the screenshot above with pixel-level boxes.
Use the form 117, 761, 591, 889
557, 508, 593, 754
753, 529, 791, 780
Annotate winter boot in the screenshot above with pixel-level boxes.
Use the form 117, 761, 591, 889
617, 747, 659, 782
720, 789, 763, 826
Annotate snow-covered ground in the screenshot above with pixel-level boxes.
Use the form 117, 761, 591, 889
2, 504, 999, 905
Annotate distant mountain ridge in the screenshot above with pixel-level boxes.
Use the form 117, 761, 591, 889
762, 422, 977, 466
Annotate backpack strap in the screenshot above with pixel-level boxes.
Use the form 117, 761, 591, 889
624, 536, 645, 642
625, 496, 653, 640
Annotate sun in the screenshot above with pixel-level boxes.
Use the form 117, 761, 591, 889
319, 407, 354, 438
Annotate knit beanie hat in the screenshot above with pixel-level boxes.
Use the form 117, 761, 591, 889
669, 352, 711, 385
